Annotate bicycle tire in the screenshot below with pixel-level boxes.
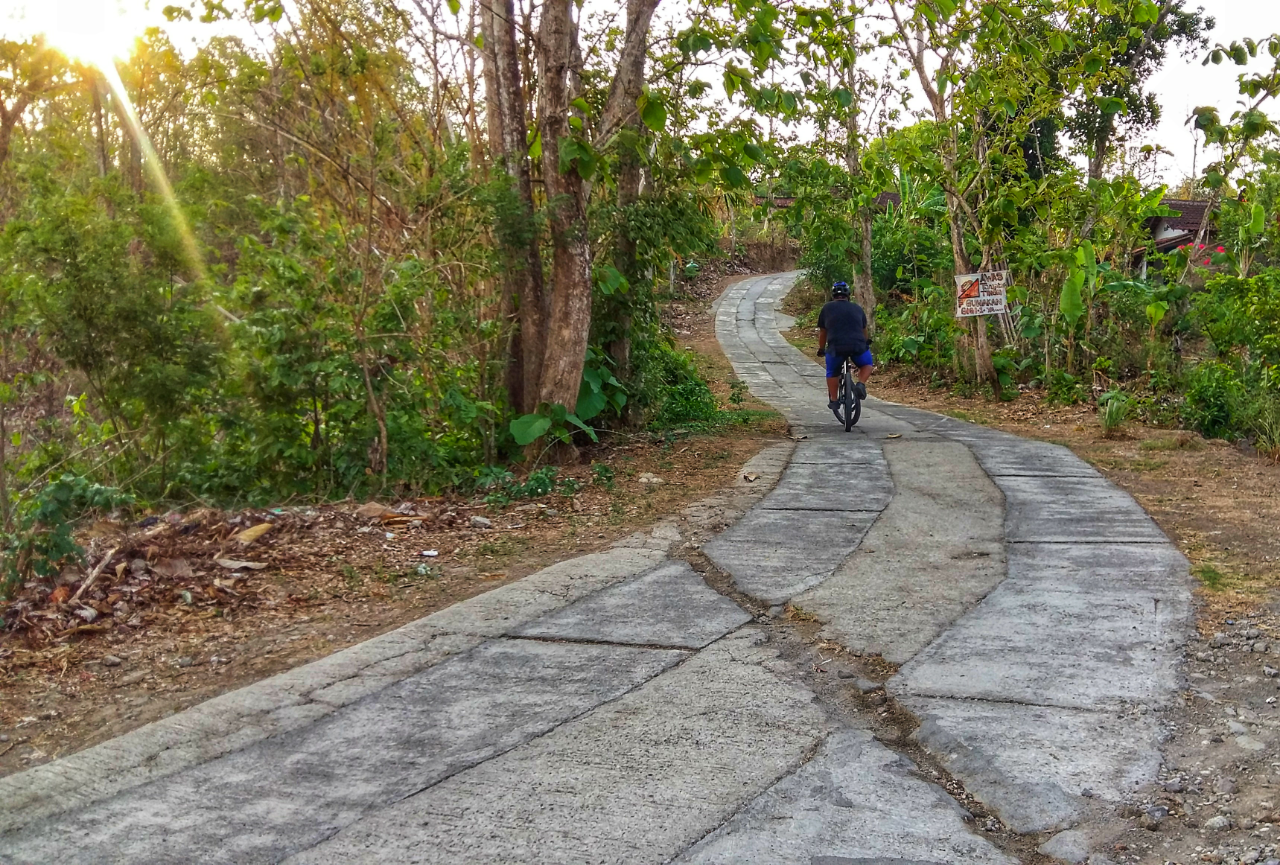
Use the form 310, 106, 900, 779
842, 361, 855, 432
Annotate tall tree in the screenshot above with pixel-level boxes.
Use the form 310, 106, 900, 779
1062, 0, 1211, 182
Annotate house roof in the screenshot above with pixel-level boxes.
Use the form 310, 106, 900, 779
1158, 199, 1210, 232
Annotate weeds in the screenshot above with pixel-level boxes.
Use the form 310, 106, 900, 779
1194, 563, 1227, 590
1098, 390, 1132, 439
1141, 434, 1206, 452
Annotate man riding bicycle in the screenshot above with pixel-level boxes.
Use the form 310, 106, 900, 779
815, 281, 873, 414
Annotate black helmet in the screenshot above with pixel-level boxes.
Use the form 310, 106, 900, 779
831, 281, 850, 298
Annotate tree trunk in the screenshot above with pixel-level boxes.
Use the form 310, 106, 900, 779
535, 0, 593, 411
481, 0, 546, 414
0, 93, 32, 171
844, 64, 876, 335
601, 0, 662, 410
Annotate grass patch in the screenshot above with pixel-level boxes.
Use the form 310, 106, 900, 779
1127, 458, 1169, 472
942, 409, 989, 425
784, 604, 818, 622
1141, 434, 1206, 452
1194, 563, 1227, 590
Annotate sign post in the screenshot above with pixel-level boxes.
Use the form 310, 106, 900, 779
954, 270, 1011, 318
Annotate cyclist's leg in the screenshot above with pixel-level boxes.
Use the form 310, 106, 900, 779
854, 349, 873, 399
825, 351, 841, 407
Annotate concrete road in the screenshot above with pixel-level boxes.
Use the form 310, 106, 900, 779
0, 273, 1192, 864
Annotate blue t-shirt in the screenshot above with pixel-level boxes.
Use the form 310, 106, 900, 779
818, 300, 868, 355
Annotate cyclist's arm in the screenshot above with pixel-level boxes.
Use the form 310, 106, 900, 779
816, 327, 827, 355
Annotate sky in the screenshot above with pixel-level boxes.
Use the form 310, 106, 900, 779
1140, 0, 1280, 184
3, 0, 1280, 187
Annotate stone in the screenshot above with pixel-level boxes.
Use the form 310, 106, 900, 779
101, 656, 122, 668
175, 657, 195, 668
1039, 828, 1092, 863
1163, 778, 1184, 793
1139, 805, 1168, 830
1212, 633, 1229, 648
468, 515, 492, 529
1215, 776, 1238, 795
1204, 814, 1232, 831
1246, 628, 1263, 639
1265, 666, 1279, 678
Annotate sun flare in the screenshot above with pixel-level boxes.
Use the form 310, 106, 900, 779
8, 0, 149, 67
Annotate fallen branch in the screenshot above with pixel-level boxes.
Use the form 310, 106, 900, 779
69, 547, 119, 606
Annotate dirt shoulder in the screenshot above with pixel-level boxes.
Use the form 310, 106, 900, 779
0, 270, 786, 780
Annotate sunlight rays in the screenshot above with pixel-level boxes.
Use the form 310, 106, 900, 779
95, 60, 209, 282
11, 0, 210, 282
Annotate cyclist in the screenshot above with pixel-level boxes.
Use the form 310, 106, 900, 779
815, 281, 873, 413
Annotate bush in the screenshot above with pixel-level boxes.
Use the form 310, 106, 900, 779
649, 346, 721, 429
2, 474, 133, 599
1182, 362, 1246, 439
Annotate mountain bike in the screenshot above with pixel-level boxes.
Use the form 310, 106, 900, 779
833, 353, 862, 431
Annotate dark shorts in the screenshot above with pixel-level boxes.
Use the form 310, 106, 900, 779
826, 349, 874, 377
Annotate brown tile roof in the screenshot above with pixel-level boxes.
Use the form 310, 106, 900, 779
1160, 199, 1210, 232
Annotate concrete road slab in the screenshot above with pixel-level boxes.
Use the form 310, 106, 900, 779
999, 474, 1167, 543
798, 440, 1004, 664
0, 640, 686, 865
674, 729, 1015, 865
286, 630, 829, 865
761, 458, 893, 512
891, 575, 1185, 710
789, 438, 884, 465
419, 547, 670, 636
968, 440, 1102, 478
704, 508, 880, 604
902, 696, 1164, 833
1008, 541, 1191, 596
509, 561, 751, 649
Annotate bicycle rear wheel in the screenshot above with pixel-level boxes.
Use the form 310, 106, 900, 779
842, 362, 855, 432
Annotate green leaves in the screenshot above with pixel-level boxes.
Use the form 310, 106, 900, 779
1096, 96, 1127, 115
510, 413, 552, 446
1145, 300, 1169, 335
1250, 202, 1267, 235
593, 265, 629, 297
719, 164, 749, 188
557, 136, 597, 180
638, 91, 667, 132
1059, 269, 1085, 327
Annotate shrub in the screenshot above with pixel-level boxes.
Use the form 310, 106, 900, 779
2, 474, 133, 599
649, 347, 721, 429
1182, 362, 1246, 439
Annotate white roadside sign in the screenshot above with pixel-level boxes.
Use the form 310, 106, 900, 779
955, 270, 1011, 318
